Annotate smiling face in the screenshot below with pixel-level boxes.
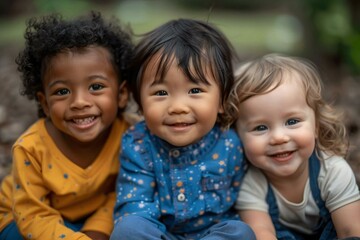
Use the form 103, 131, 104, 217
236, 72, 317, 180
140, 55, 223, 147
37, 46, 126, 144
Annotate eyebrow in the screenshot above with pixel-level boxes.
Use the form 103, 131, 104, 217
48, 79, 66, 88
88, 74, 109, 81
48, 75, 109, 88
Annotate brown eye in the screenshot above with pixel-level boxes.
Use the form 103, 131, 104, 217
55, 89, 70, 95
89, 84, 104, 91
155, 90, 167, 96
189, 88, 202, 94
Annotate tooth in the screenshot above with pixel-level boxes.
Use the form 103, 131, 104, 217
73, 117, 94, 124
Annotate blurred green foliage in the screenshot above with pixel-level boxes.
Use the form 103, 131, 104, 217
0, 0, 359, 76
304, 0, 360, 74
173, 0, 360, 75
33, 0, 91, 16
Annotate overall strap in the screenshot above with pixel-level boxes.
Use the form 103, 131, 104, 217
265, 152, 336, 240
308, 153, 327, 218
308, 153, 337, 240
266, 184, 299, 240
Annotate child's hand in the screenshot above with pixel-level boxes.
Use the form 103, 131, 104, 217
83, 231, 109, 240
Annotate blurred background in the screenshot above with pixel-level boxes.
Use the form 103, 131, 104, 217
0, 0, 359, 182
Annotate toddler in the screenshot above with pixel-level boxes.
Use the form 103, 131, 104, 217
111, 18, 255, 240
0, 12, 133, 240
227, 53, 360, 239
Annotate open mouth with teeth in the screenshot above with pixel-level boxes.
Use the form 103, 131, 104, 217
270, 151, 292, 158
269, 151, 295, 162
72, 116, 96, 125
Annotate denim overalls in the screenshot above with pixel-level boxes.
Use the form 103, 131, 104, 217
266, 153, 337, 240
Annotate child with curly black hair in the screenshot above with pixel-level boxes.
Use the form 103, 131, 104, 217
0, 11, 133, 240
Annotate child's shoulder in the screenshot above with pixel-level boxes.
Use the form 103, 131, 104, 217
13, 119, 47, 147
318, 153, 351, 172
122, 120, 150, 142
317, 153, 356, 185
217, 125, 241, 144
318, 153, 360, 211
12, 119, 53, 165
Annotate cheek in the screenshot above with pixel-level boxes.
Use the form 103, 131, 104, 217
298, 132, 316, 152
142, 103, 160, 119
198, 99, 222, 120
242, 136, 263, 158
297, 126, 317, 146
47, 101, 64, 115
100, 91, 119, 108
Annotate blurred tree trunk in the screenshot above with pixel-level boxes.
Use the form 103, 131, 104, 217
0, 0, 35, 18
289, 0, 360, 82
348, 0, 360, 30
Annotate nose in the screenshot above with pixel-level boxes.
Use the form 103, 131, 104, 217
168, 97, 190, 115
269, 127, 290, 145
69, 90, 92, 110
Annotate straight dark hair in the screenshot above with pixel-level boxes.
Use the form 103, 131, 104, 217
128, 18, 238, 116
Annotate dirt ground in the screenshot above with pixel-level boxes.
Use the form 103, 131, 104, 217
0, 48, 360, 185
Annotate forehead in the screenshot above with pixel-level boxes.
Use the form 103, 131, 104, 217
42, 46, 118, 86
45, 46, 112, 71
264, 69, 305, 94
237, 81, 310, 126
60, 46, 111, 62
282, 70, 306, 93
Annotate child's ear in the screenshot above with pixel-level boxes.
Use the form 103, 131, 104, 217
36, 92, 50, 117
118, 81, 129, 109
218, 103, 224, 114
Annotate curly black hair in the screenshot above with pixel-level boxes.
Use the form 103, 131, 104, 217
15, 11, 134, 118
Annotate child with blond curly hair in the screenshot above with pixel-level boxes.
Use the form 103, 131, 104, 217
227, 53, 360, 240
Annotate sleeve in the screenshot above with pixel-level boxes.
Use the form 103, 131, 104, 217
81, 192, 116, 235
227, 130, 248, 196
319, 156, 360, 212
113, 129, 164, 228
235, 166, 270, 212
12, 146, 91, 240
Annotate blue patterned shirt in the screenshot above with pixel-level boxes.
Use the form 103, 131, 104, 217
114, 121, 247, 235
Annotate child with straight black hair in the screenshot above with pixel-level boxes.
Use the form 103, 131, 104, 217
0, 12, 133, 239
110, 19, 255, 240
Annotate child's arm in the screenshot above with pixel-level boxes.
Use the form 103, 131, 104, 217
113, 130, 164, 230
240, 210, 277, 240
320, 156, 360, 238
83, 230, 109, 240
236, 166, 277, 239
114, 154, 160, 221
12, 146, 91, 240
81, 191, 116, 237
331, 200, 360, 238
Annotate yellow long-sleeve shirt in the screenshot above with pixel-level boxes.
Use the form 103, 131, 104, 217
0, 118, 129, 239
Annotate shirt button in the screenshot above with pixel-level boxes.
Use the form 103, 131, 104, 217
171, 149, 180, 158
177, 193, 186, 202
